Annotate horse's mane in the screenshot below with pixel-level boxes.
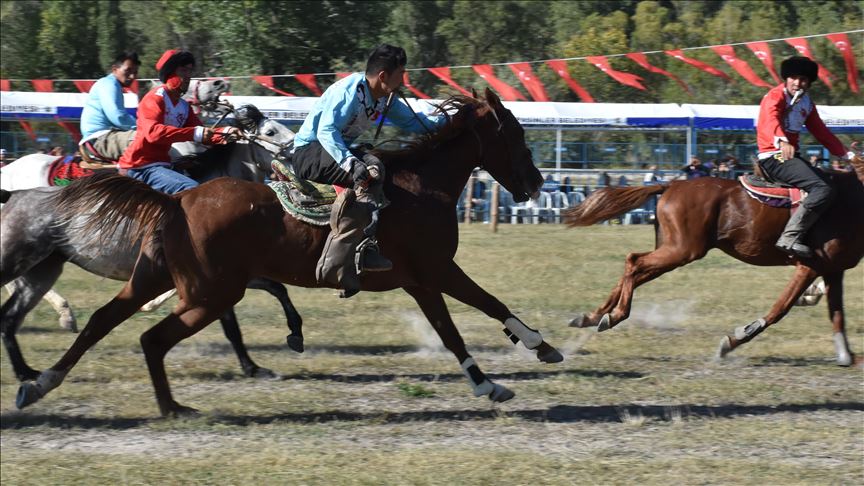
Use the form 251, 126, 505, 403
376, 95, 484, 161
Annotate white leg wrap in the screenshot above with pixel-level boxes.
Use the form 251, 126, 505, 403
734, 318, 766, 341
461, 358, 494, 397
504, 317, 542, 349
833, 332, 852, 366
35, 369, 68, 395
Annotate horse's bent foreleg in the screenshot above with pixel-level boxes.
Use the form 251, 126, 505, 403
246, 277, 303, 353
403, 286, 514, 402
16, 255, 173, 409
218, 307, 276, 378
431, 262, 562, 364
42, 288, 77, 332
142, 302, 234, 417
822, 273, 857, 366
2, 256, 67, 381
717, 264, 818, 359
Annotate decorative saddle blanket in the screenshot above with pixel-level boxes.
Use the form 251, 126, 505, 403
47, 156, 93, 186
738, 174, 805, 209
267, 160, 336, 226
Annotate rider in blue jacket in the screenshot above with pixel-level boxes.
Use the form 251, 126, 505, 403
79, 51, 140, 161
292, 44, 446, 297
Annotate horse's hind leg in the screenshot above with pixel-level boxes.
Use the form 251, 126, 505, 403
16, 256, 173, 409
246, 277, 304, 353
431, 262, 562, 364
2, 255, 66, 381
717, 264, 818, 359
822, 272, 858, 367
42, 288, 77, 332
218, 307, 277, 378
404, 286, 514, 402
141, 290, 244, 416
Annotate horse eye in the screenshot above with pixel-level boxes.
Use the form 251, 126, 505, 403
266, 130, 275, 136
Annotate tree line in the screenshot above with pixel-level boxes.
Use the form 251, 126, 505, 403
1, 0, 861, 105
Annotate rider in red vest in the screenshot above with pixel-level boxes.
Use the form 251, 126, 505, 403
118, 49, 237, 194
756, 56, 854, 258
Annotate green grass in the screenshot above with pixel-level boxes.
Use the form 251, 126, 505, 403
2, 224, 862, 485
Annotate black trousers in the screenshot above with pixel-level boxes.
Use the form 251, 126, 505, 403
758, 155, 835, 212
291, 141, 354, 188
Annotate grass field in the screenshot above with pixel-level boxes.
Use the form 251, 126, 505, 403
2, 224, 862, 485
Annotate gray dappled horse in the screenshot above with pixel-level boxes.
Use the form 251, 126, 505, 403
0, 107, 305, 381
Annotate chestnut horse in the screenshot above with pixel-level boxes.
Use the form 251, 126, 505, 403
17, 89, 563, 417
565, 150, 864, 366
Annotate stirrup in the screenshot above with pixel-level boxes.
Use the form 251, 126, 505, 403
775, 241, 813, 258
355, 237, 392, 273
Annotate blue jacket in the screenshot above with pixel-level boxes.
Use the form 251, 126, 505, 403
294, 73, 446, 170
80, 74, 136, 139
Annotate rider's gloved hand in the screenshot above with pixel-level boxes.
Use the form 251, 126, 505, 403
349, 157, 371, 187
204, 126, 240, 145
361, 153, 383, 181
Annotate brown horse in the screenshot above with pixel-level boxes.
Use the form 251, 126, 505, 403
17, 89, 563, 417
564, 151, 864, 366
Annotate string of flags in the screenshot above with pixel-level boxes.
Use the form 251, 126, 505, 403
1, 30, 859, 100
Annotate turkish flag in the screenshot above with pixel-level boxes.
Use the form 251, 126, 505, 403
472, 64, 526, 101
585, 56, 646, 90
428, 67, 472, 97
625, 53, 690, 93
402, 72, 431, 99
252, 75, 295, 96
744, 41, 781, 84
710, 45, 771, 88
545, 60, 594, 102
826, 33, 859, 93
1, 79, 11, 91
295, 74, 322, 96
31, 79, 54, 92
73, 80, 96, 93
665, 50, 731, 80
508, 63, 549, 101
784, 38, 835, 88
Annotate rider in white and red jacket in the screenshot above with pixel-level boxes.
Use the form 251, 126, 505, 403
118, 49, 237, 194
756, 56, 855, 258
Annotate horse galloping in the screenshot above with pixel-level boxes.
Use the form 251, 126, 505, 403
17, 89, 561, 417
1, 109, 305, 382
565, 152, 864, 366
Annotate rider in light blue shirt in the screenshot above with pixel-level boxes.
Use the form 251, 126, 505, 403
79, 52, 140, 160
292, 44, 446, 298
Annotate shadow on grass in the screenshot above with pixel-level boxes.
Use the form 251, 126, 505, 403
202, 343, 518, 355
186, 368, 643, 383
4, 401, 862, 430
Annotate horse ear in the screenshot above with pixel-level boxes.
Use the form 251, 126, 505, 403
484, 87, 501, 106
471, 87, 478, 99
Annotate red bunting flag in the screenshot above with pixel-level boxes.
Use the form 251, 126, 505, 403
508, 62, 549, 101
295, 74, 322, 96
624, 53, 690, 94
428, 67, 472, 97
18, 120, 37, 141
745, 41, 781, 84
73, 80, 96, 93
1, 79, 11, 91
252, 75, 295, 96
55, 116, 82, 143
545, 60, 594, 102
784, 38, 835, 88
826, 33, 859, 93
402, 72, 431, 99
665, 50, 731, 80
710, 45, 772, 88
585, 56, 646, 90
31, 80, 54, 92
472, 64, 526, 101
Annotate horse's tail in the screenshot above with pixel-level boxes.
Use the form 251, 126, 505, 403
563, 185, 668, 227
0, 189, 10, 204
48, 172, 178, 251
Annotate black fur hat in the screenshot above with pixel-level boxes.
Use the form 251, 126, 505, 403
780, 56, 818, 83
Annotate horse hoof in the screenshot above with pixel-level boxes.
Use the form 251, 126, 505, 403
249, 367, 280, 380
16, 382, 44, 409
164, 404, 200, 418
596, 314, 612, 332
535, 342, 564, 363
717, 336, 733, 359
286, 335, 305, 353
489, 383, 515, 403
836, 352, 853, 367
569, 313, 593, 328
59, 316, 78, 333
